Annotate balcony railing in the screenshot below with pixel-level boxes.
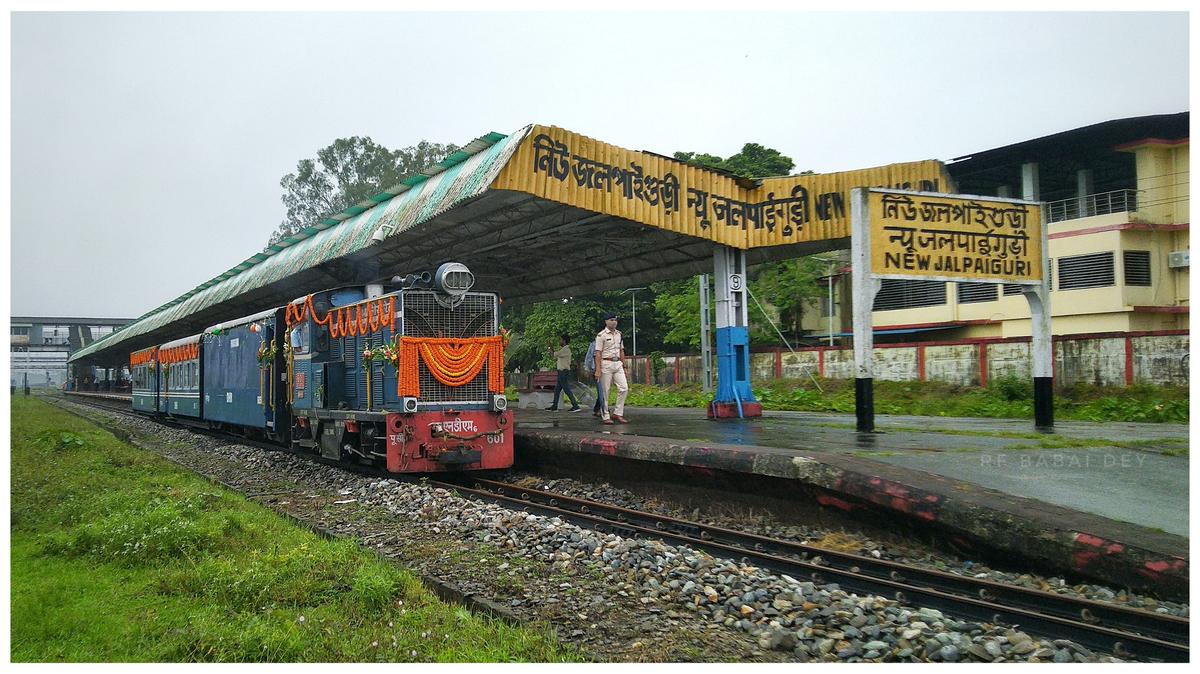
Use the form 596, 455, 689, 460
1045, 189, 1138, 223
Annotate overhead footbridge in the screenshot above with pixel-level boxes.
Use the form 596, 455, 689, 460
70, 123, 953, 414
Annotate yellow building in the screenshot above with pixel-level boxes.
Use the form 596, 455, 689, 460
804, 113, 1189, 342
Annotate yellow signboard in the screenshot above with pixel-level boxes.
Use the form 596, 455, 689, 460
491, 125, 953, 250
868, 190, 1043, 283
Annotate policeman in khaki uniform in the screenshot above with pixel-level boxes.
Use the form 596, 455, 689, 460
593, 312, 629, 424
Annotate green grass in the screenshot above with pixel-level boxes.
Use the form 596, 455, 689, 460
10, 397, 581, 663
623, 377, 1189, 424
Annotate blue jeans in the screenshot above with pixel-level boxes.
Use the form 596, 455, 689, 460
593, 376, 605, 412
551, 370, 579, 408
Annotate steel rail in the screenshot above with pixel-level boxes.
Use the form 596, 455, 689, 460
445, 476, 1186, 662
463, 476, 1187, 647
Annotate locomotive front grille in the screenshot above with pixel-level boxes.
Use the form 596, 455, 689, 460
402, 291, 497, 339
418, 362, 492, 403
402, 290, 498, 404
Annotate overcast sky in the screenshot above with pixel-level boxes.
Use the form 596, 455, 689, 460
8, 11, 1190, 318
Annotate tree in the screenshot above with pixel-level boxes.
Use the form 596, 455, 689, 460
673, 142, 796, 180
658, 143, 828, 348
652, 277, 707, 350
504, 297, 614, 373
272, 137, 458, 247
749, 256, 830, 344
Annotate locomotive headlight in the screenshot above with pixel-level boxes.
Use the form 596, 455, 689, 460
400, 397, 419, 413
434, 262, 474, 298
491, 394, 508, 412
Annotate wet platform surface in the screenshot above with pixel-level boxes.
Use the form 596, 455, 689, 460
517, 402, 1189, 537
514, 394, 1189, 596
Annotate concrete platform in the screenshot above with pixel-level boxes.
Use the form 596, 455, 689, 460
513, 396, 1189, 599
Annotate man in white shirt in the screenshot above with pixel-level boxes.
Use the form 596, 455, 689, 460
593, 312, 629, 424
546, 334, 581, 411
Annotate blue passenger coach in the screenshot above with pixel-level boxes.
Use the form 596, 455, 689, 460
202, 307, 288, 440
157, 334, 202, 418
130, 345, 158, 413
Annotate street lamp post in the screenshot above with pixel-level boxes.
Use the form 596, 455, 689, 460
621, 287, 648, 357
827, 259, 836, 347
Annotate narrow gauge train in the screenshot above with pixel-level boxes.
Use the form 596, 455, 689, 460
128, 262, 513, 473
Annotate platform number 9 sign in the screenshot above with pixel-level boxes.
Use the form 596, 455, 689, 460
728, 274, 744, 292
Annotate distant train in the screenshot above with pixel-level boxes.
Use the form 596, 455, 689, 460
128, 262, 513, 473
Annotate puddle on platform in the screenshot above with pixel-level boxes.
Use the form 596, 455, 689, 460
854, 432, 880, 450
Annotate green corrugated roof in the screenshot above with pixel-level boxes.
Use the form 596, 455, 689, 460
71, 127, 531, 363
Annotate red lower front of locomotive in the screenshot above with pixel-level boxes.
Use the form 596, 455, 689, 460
385, 408, 513, 473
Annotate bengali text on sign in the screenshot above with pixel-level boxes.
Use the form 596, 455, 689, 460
868, 190, 1042, 283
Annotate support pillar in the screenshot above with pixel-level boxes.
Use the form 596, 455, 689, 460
1023, 205, 1054, 431
699, 274, 714, 392
1076, 169, 1094, 217
1021, 162, 1040, 201
850, 188, 881, 432
708, 246, 761, 418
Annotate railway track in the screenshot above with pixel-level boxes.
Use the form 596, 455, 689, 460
439, 476, 1187, 662
58, 391, 1189, 662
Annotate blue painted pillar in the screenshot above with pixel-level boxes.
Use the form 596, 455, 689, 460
709, 246, 761, 418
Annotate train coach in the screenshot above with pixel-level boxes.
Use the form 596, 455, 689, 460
129, 262, 513, 474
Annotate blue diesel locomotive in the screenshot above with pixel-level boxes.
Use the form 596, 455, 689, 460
129, 262, 513, 473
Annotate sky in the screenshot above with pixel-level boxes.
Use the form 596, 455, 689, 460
7, 10, 1191, 318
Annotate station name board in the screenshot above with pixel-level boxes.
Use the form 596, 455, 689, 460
491, 125, 953, 249
868, 190, 1042, 283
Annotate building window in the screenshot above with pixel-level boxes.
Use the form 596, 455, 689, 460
1057, 252, 1115, 290
11, 325, 30, 337
41, 325, 70, 345
957, 282, 999, 304
873, 279, 946, 311
1123, 250, 1152, 286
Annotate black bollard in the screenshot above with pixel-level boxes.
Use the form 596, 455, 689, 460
855, 377, 874, 432
1033, 376, 1054, 430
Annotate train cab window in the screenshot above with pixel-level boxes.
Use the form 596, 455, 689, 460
290, 326, 307, 354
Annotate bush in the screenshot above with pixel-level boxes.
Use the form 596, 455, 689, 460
35, 430, 87, 451
623, 378, 1187, 423
988, 374, 1033, 402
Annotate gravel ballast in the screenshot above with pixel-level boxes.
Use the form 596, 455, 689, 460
52, 399, 1168, 663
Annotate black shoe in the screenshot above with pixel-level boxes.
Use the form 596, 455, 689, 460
569, 406, 582, 412
545, 405, 558, 411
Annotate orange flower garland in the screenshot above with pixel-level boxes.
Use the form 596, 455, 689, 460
130, 347, 158, 368
329, 298, 395, 339
286, 294, 395, 339
284, 294, 505, 403
396, 336, 504, 398
158, 342, 199, 364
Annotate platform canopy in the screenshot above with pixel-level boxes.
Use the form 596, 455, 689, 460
70, 123, 952, 367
